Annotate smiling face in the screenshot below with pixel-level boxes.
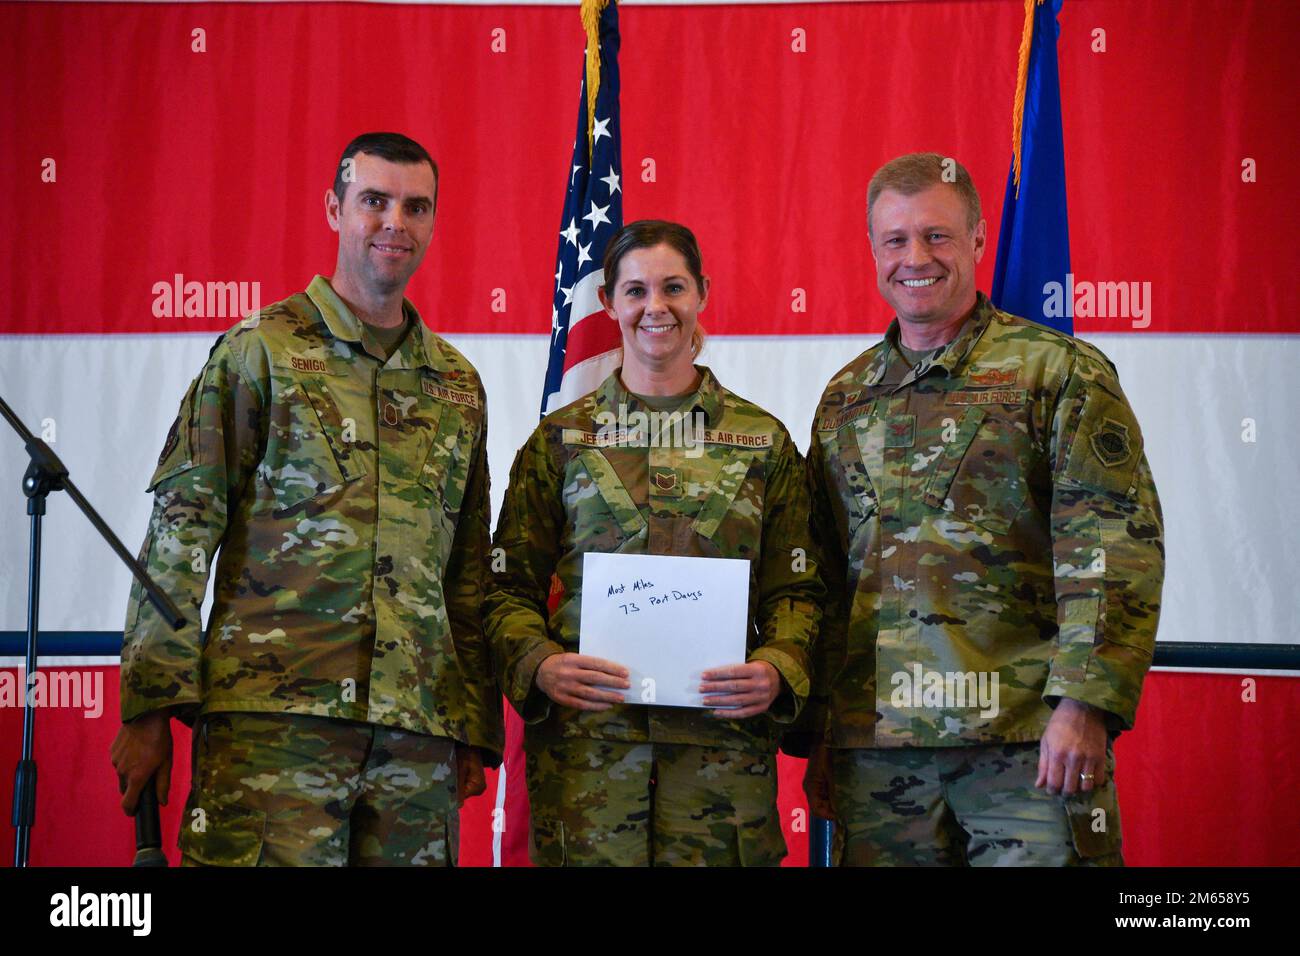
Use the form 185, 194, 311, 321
598, 242, 709, 381
870, 184, 986, 330
325, 151, 437, 297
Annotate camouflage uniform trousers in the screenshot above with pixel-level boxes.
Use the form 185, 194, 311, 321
525, 739, 787, 867
830, 741, 1123, 866
179, 712, 459, 866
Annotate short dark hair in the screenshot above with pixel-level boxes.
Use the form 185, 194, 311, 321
867, 151, 981, 237
333, 132, 439, 207
601, 219, 708, 357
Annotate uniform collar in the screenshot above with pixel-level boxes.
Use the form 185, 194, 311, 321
306, 275, 453, 372
867, 291, 997, 387
596, 364, 725, 426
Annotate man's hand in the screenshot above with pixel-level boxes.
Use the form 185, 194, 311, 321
803, 743, 836, 820
535, 653, 630, 711
1037, 698, 1109, 796
110, 710, 173, 815
454, 743, 486, 807
700, 661, 781, 719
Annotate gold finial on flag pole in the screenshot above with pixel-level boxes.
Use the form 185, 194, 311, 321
1011, 0, 1044, 197
581, 0, 612, 157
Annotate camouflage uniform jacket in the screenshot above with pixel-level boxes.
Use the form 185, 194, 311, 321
120, 275, 504, 761
798, 293, 1164, 751
484, 367, 823, 754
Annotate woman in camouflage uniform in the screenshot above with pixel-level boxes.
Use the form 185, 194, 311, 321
484, 220, 823, 866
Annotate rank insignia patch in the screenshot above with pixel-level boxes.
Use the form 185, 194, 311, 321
884, 416, 916, 448
653, 470, 678, 491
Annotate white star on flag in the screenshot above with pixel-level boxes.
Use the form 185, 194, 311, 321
583, 201, 610, 229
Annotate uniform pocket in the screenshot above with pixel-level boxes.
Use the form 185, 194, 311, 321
1064, 384, 1143, 499
148, 375, 202, 491
735, 817, 788, 867
826, 416, 880, 547
418, 404, 476, 517
263, 379, 359, 512
923, 407, 1028, 535
690, 449, 760, 543
845, 484, 879, 546
1061, 749, 1124, 865
528, 815, 567, 867
574, 449, 648, 546
178, 799, 267, 867
123, 523, 161, 636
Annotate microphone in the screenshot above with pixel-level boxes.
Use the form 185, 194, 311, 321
132, 777, 168, 867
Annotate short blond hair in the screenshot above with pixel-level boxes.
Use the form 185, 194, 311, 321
867, 152, 981, 237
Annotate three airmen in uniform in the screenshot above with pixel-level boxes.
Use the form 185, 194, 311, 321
112, 141, 1163, 867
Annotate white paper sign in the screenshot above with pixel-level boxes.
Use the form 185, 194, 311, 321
578, 552, 750, 708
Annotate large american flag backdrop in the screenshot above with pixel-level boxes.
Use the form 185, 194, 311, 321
1, 0, 1297, 867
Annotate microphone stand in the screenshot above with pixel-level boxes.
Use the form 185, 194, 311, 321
1, 390, 186, 867
133, 786, 168, 867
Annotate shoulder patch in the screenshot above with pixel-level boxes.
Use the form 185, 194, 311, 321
158, 415, 180, 467
1090, 417, 1134, 467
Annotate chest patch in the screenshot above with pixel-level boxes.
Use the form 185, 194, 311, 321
280, 352, 342, 376
947, 389, 1028, 406
563, 427, 644, 447
967, 366, 1019, 388
700, 429, 772, 449
884, 416, 916, 448
422, 379, 481, 410
819, 403, 872, 432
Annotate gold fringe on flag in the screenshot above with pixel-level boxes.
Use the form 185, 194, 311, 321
581, 0, 612, 157
1011, 0, 1043, 197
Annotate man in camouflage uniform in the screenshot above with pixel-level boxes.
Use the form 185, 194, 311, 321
796, 153, 1164, 865
485, 366, 823, 866
110, 132, 502, 866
